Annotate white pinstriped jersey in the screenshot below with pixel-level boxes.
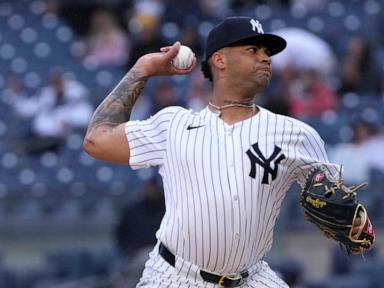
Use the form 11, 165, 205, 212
125, 105, 339, 274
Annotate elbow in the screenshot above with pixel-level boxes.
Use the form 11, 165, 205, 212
83, 135, 99, 159
82, 125, 129, 164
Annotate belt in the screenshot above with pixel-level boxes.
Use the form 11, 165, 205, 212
159, 242, 249, 288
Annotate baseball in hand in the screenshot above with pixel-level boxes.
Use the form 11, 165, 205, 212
171, 45, 194, 69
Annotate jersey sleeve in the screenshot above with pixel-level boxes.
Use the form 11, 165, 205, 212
294, 123, 342, 188
125, 106, 182, 170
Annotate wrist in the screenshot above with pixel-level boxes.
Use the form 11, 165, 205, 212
131, 59, 152, 79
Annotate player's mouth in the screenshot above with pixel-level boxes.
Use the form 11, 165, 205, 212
257, 69, 272, 78
257, 67, 271, 73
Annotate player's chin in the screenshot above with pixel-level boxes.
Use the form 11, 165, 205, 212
255, 74, 271, 89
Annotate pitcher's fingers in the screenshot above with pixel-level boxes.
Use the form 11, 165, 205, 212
160, 46, 173, 52
351, 226, 359, 235
161, 42, 181, 60
160, 41, 180, 52
351, 217, 362, 238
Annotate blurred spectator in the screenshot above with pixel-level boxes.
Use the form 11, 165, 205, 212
258, 65, 292, 116
328, 119, 379, 184
83, 9, 130, 67
198, 0, 229, 19
128, 19, 166, 68
12, 69, 93, 155
115, 177, 164, 256
364, 126, 384, 173
161, 0, 204, 26
179, 26, 204, 57
186, 69, 211, 111
290, 0, 327, 13
150, 78, 183, 114
126, 17, 167, 68
2, 74, 29, 109
288, 69, 338, 119
272, 27, 337, 78
125, 0, 166, 68
229, 0, 254, 11
1, 74, 32, 142
269, 27, 338, 118
43, 0, 60, 14
132, 0, 164, 20
230, 0, 291, 11
114, 177, 165, 286
269, 258, 303, 287
337, 37, 381, 95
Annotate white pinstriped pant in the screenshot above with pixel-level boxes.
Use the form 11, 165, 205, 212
136, 242, 289, 288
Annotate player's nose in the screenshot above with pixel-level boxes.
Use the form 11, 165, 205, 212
260, 53, 271, 65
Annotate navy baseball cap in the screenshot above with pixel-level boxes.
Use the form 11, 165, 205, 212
203, 16, 287, 62
201, 17, 286, 80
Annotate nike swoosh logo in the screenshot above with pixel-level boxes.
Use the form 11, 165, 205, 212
187, 124, 205, 130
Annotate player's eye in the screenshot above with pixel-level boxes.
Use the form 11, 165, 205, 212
248, 47, 258, 53
248, 46, 272, 56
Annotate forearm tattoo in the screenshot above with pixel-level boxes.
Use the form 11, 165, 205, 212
86, 69, 147, 134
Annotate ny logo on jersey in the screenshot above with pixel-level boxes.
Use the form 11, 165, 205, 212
250, 19, 264, 33
246, 143, 286, 184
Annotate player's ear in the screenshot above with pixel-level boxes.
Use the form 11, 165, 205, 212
211, 51, 226, 70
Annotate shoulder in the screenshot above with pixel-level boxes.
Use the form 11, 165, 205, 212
134, 106, 193, 127
151, 106, 191, 121
260, 107, 323, 140
156, 106, 188, 115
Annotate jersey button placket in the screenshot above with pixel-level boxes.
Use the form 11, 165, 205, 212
226, 127, 241, 239
226, 127, 234, 167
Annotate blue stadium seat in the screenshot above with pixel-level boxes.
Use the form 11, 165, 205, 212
89, 198, 116, 221
11, 265, 49, 288
324, 274, 374, 288
11, 199, 43, 221
350, 259, 384, 288
53, 199, 82, 221
45, 247, 94, 280
0, 264, 15, 288
303, 116, 344, 145
89, 249, 116, 275
303, 283, 326, 288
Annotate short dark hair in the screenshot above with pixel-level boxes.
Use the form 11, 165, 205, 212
201, 60, 213, 82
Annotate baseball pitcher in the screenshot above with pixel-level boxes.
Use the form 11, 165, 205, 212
84, 17, 375, 288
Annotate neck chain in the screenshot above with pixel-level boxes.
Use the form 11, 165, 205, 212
208, 101, 256, 116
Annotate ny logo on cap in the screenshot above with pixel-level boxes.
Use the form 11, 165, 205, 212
250, 19, 264, 34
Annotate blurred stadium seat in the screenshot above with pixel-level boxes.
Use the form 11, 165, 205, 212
324, 274, 375, 288
350, 259, 384, 288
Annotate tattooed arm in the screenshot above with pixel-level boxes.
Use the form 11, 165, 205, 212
83, 42, 196, 164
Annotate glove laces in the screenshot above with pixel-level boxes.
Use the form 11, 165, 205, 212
323, 166, 368, 199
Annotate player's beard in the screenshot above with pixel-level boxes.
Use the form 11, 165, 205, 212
254, 70, 271, 91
